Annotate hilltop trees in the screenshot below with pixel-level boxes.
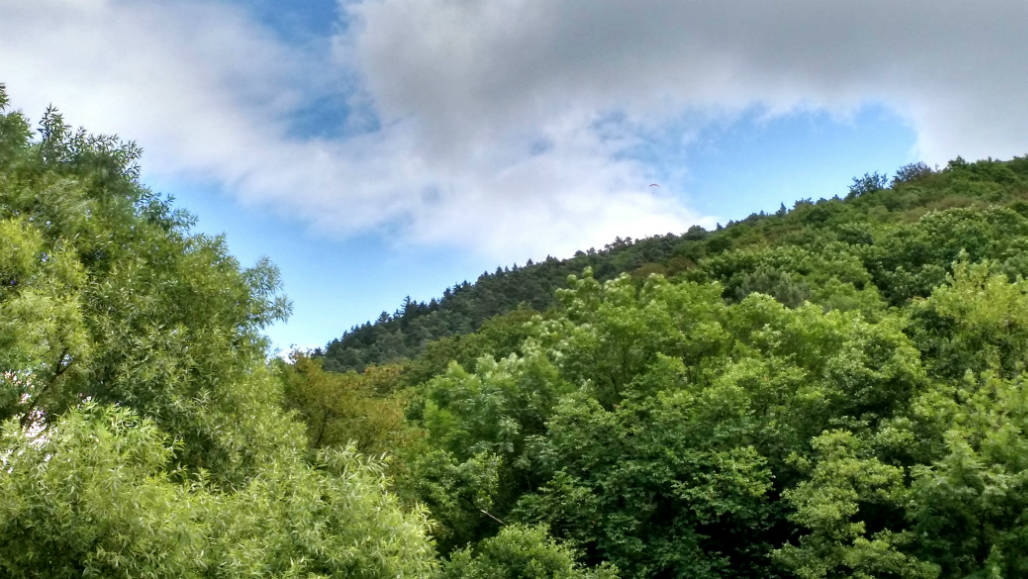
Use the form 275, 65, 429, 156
320, 156, 1028, 374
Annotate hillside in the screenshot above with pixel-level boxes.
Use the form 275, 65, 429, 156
283, 155, 1028, 577
321, 158, 1028, 372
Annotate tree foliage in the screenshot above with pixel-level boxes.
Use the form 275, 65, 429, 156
0, 85, 440, 576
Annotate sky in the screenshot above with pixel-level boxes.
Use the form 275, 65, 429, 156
1, 0, 1025, 353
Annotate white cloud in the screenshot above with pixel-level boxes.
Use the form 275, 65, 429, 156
2, 0, 1024, 263
346, 0, 1026, 164
0, 0, 332, 209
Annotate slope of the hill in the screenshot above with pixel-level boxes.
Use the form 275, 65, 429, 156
319, 234, 695, 371
320, 158, 1028, 372
284, 154, 1028, 577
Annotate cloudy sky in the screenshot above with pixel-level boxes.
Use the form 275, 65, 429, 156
2, 0, 1025, 351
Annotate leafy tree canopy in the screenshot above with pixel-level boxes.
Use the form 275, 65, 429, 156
0, 83, 440, 577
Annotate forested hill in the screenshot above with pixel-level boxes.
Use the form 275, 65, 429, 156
291, 153, 1028, 577
320, 157, 1028, 372
9, 81, 1028, 576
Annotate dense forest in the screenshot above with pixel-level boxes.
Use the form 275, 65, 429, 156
4, 83, 1028, 577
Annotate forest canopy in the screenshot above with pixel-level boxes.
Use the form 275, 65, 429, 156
3, 82, 1028, 577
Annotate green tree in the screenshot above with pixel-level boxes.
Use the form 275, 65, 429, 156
775, 430, 936, 578
1, 88, 293, 483
1, 85, 440, 576
0, 404, 440, 578
277, 352, 418, 454
847, 171, 890, 199
0, 404, 204, 578
906, 373, 1028, 577
442, 525, 618, 579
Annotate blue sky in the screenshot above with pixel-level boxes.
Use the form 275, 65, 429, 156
1, 0, 1024, 353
